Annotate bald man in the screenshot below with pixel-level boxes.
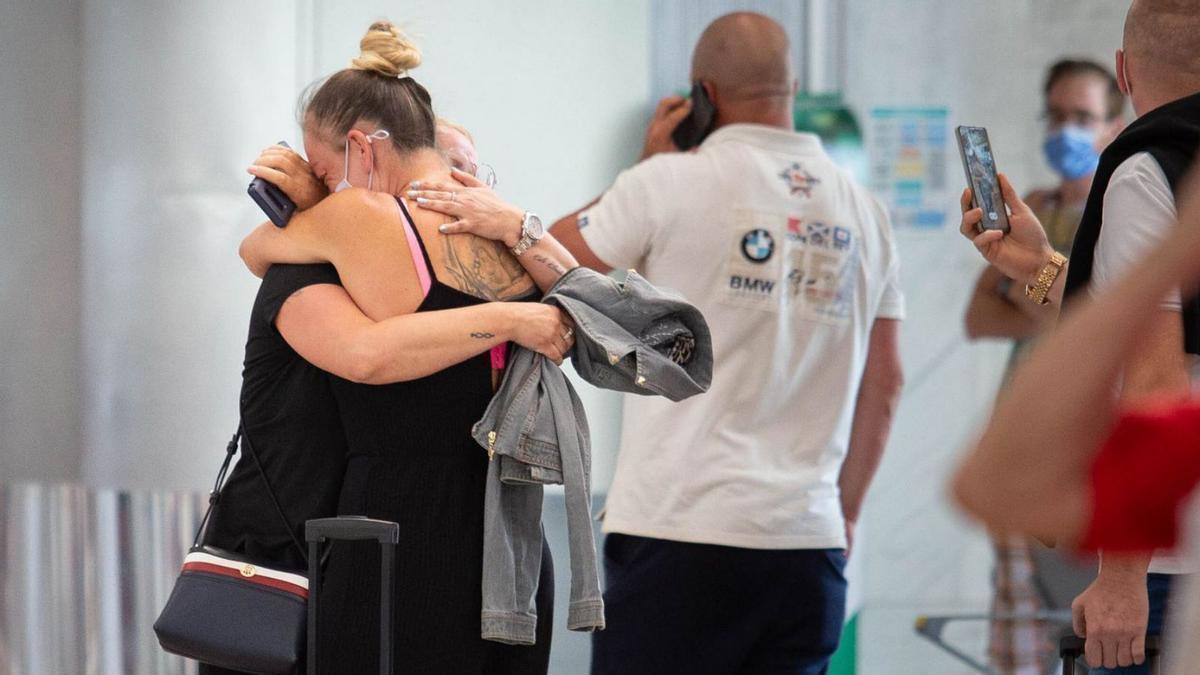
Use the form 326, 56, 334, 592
551, 13, 904, 674
957, 1, 1200, 672
1060, 2, 1200, 673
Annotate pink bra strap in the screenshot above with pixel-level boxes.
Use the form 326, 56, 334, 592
398, 200, 432, 296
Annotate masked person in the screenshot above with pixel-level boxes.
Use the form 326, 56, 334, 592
962, 58, 1125, 675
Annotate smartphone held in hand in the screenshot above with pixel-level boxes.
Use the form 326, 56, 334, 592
671, 82, 717, 151
956, 126, 1010, 233
248, 140, 297, 228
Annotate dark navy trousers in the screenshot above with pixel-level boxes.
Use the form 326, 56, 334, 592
591, 533, 847, 675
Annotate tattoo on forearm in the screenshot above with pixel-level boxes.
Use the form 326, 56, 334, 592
471, 332, 496, 339
532, 254, 567, 277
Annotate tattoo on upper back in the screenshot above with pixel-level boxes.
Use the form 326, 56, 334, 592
441, 234, 534, 301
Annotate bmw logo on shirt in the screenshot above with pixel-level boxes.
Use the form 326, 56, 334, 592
741, 229, 775, 264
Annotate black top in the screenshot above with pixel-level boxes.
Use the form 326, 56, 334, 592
316, 199, 552, 673
1064, 90, 1200, 353
205, 263, 348, 571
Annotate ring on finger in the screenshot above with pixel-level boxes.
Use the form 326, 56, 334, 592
449, 191, 459, 202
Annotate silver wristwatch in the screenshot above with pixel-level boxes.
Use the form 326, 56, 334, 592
511, 211, 545, 257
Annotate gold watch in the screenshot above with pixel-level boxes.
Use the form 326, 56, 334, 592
1025, 251, 1067, 305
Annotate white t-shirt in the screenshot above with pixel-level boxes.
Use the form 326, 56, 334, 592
1092, 151, 1197, 575
580, 124, 904, 550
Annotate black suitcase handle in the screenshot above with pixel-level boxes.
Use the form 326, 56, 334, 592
1061, 634, 1161, 674
306, 516, 399, 675
307, 516, 399, 543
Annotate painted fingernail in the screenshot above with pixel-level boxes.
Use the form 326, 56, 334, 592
438, 224, 450, 233
410, 181, 422, 189
416, 197, 428, 204
406, 191, 418, 198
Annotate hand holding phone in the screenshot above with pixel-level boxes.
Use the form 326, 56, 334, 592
956, 126, 1010, 233
248, 140, 298, 228
671, 82, 717, 151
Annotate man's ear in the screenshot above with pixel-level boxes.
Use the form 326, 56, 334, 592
701, 80, 717, 106
1115, 48, 1131, 97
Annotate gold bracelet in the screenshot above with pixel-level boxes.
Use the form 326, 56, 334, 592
1025, 252, 1067, 305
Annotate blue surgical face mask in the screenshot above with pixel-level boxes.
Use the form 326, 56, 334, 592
335, 129, 391, 192
1042, 125, 1100, 180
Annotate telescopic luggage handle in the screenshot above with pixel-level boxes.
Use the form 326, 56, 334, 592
1061, 635, 1161, 674
306, 517, 399, 675
307, 516, 400, 544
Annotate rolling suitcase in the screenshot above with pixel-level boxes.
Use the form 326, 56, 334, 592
306, 516, 400, 675
1061, 635, 1161, 674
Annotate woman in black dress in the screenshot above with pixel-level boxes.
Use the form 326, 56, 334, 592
235, 20, 579, 675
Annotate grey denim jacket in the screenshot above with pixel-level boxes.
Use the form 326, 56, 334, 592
470, 267, 712, 645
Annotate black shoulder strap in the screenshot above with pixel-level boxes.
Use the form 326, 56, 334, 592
191, 428, 241, 549
192, 422, 308, 565
395, 196, 438, 282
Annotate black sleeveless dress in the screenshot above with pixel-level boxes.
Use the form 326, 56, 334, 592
202, 263, 347, 675
316, 199, 554, 674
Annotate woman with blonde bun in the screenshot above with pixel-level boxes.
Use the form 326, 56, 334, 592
235, 20, 578, 674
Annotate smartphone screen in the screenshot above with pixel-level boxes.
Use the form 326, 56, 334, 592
956, 126, 1010, 233
671, 82, 717, 151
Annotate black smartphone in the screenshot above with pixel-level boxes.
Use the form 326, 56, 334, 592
247, 140, 297, 228
955, 126, 1010, 233
671, 82, 717, 151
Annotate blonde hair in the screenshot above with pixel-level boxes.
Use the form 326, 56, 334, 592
436, 117, 475, 146
303, 20, 435, 153
350, 20, 422, 77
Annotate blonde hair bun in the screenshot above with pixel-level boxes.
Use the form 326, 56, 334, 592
350, 20, 421, 77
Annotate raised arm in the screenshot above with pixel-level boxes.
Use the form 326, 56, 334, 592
959, 174, 1068, 311
243, 187, 435, 320
951, 169, 1200, 545
240, 221, 325, 278
241, 143, 337, 278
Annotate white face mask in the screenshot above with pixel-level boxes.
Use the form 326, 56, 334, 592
335, 129, 391, 192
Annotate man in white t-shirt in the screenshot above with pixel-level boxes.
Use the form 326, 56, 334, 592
958, 1, 1200, 671
550, 13, 905, 674
1059, 4, 1200, 673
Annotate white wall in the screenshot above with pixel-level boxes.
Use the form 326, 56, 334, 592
0, 0, 83, 483
80, 0, 306, 489
841, 1, 1128, 671
79, 0, 649, 491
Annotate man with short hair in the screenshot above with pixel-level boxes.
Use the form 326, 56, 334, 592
959, 1, 1200, 671
1067, 4, 1200, 673
551, 12, 905, 674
